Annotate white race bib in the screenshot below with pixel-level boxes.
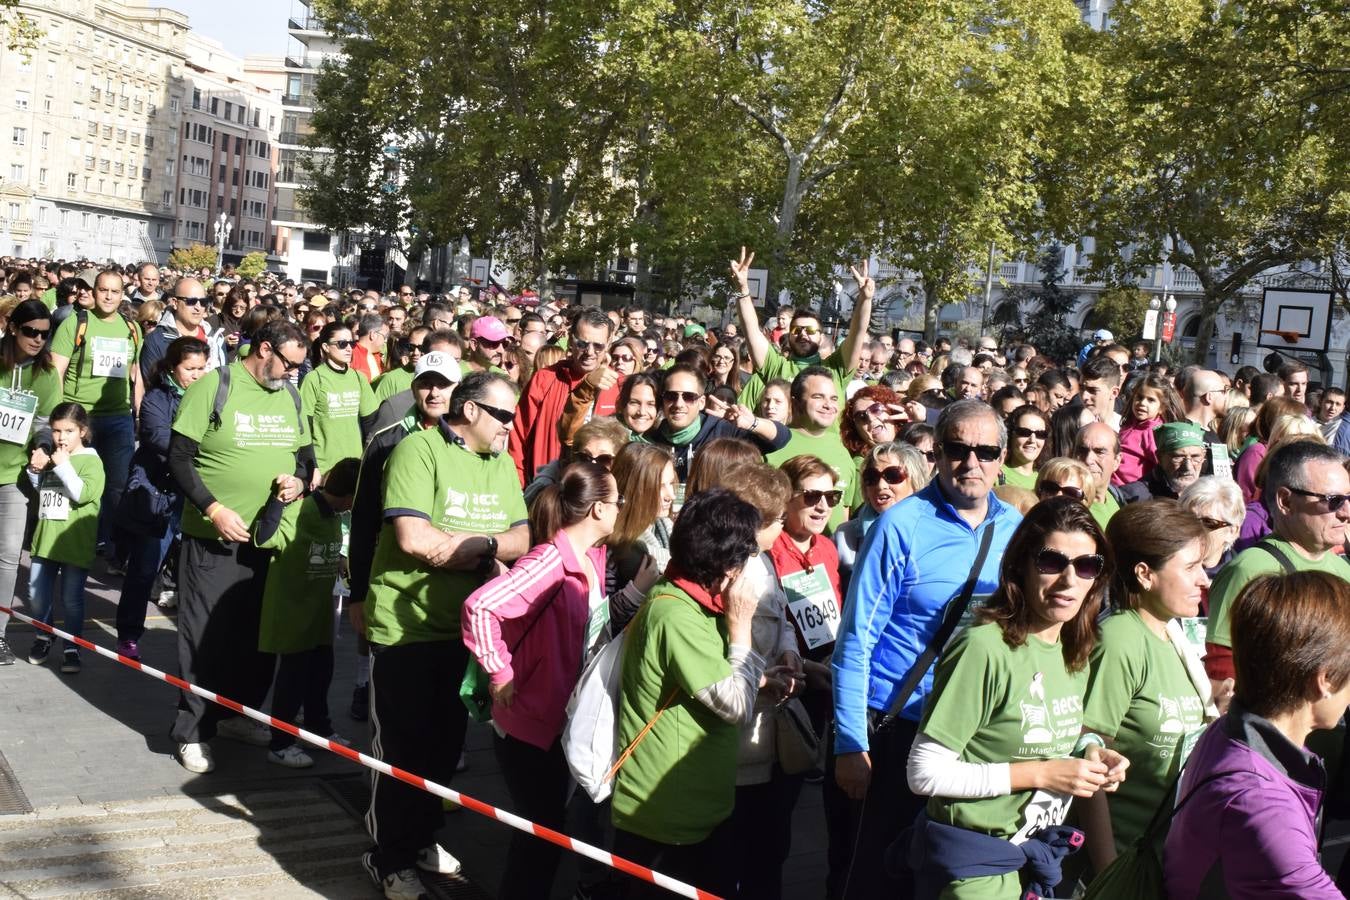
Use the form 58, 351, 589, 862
91, 336, 130, 378
781, 566, 840, 650
38, 486, 69, 521
0, 389, 38, 445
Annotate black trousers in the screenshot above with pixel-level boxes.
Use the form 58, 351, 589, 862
365, 639, 470, 879
170, 537, 276, 744
493, 731, 570, 899
614, 817, 736, 900
828, 714, 925, 900
731, 769, 806, 899
269, 644, 334, 751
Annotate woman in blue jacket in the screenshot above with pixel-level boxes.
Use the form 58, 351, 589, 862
114, 337, 209, 660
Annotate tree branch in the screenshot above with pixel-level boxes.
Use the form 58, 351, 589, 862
730, 93, 794, 157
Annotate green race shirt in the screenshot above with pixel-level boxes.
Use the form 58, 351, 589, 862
1207, 538, 1350, 648
172, 362, 305, 540
30, 448, 105, 568
364, 425, 527, 645
921, 623, 1087, 897
300, 363, 377, 474
1000, 465, 1036, 491
0, 361, 60, 485
372, 365, 414, 406
50, 310, 140, 415
1089, 491, 1120, 531
765, 429, 859, 533
611, 585, 736, 844
255, 494, 344, 654
1083, 611, 1206, 851
738, 344, 853, 431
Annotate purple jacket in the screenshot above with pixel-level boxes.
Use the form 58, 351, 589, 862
1164, 704, 1337, 898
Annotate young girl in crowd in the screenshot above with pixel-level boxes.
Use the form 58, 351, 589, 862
25, 402, 105, 674
1114, 373, 1185, 486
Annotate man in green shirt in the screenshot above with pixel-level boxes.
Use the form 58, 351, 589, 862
50, 268, 143, 563
361, 371, 530, 899
1075, 422, 1124, 530
1206, 440, 1350, 681
730, 249, 874, 422
166, 320, 312, 776
765, 366, 859, 532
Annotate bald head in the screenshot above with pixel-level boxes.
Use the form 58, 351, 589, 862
170, 276, 207, 329
1074, 421, 1121, 499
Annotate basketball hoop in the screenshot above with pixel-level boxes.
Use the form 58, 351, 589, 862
1260, 328, 1301, 344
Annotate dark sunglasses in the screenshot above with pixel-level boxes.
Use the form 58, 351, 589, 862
862, 466, 907, 487
1013, 426, 1048, 440
611, 353, 636, 364
798, 489, 843, 508
942, 440, 1001, 463
1038, 480, 1085, 500
477, 337, 510, 349
17, 324, 49, 339
1198, 515, 1234, 531
174, 295, 208, 307
572, 339, 606, 354
851, 403, 887, 424
577, 450, 615, 469
277, 354, 304, 373
472, 400, 515, 426
1035, 548, 1105, 580
328, 339, 354, 349
663, 390, 701, 405
1287, 486, 1350, 512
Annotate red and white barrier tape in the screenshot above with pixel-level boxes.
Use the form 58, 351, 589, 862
0, 604, 721, 900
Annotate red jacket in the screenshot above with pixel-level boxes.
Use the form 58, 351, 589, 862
509, 361, 619, 484
350, 343, 384, 382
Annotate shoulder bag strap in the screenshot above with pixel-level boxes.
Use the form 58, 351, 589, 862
1140, 763, 1237, 843
1256, 539, 1297, 574
209, 365, 232, 430
875, 521, 999, 732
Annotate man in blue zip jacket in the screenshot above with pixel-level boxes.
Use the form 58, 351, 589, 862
830, 399, 1023, 899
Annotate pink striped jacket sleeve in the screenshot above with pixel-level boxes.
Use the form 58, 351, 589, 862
462, 541, 566, 685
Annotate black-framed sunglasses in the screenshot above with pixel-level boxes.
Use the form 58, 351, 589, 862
277, 354, 304, 373
1035, 548, 1105, 580
327, 339, 354, 349
1013, 426, 1048, 440
798, 489, 843, 508
472, 400, 515, 426
577, 450, 615, 469
941, 440, 1001, 463
572, 339, 606, 354
174, 295, 208, 307
851, 403, 887, 425
1038, 480, 1085, 501
662, 390, 701, 405
862, 466, 906, 487
17, 324, 49, 339
1287, 486, 1350, 512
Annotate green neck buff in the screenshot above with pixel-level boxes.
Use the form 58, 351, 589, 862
661, 415, 703, 446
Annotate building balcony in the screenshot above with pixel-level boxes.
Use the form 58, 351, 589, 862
0, 218, 34, 234
278, 130, 308, 145
288, 15, 326, 32
282, 93, 315, 108
273, 206, 314, 225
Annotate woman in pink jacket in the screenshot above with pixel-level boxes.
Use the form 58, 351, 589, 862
463, 461, 631, 900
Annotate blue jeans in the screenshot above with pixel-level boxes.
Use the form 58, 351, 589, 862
115, 498, 181, 643
89, 412, 135, 554
28, 558, 90, 650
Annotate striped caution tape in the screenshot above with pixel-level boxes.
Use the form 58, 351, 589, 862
0, 604, 722, 900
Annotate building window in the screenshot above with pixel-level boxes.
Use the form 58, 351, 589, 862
193, 89, 201, 110
155, 223, 167, 239
40, 132, 49, 149
37, 168, 47, 185
14, 91, 29, 110
8, 165, 21, 181
67, 173, 77, 188
170, 97, 180, 113
11, 128, 26, 146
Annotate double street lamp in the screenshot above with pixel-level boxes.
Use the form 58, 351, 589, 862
1149, 293, 1177, 362
213, 212, 232, 276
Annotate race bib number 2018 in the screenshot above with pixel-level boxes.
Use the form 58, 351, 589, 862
38, 487, 69, 521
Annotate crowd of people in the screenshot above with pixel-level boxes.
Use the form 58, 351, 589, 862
2, 250, 1350, 900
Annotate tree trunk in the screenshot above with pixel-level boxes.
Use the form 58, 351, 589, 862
766, 154, 805, 308
923, 280, 943, 344
1190, 298, 1220, 366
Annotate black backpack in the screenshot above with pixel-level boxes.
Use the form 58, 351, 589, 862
207, 365, 305, 438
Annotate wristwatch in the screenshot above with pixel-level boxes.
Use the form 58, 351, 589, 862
476, 535, 499, 575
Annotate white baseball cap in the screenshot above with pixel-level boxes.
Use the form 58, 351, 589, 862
413, 351, 461, 385
1093, 329, 1114, 342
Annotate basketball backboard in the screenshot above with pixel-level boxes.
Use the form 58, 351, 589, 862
1257, 288, 1333, 353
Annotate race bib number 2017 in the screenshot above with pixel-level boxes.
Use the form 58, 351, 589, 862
0, 389, 38, 445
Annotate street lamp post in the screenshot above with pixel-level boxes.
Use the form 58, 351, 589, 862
213, 212, 232, 277
1150, 293, 1177, 363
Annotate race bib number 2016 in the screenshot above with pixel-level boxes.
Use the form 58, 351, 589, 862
0, 389, 38, 445
91, 337, 130, 379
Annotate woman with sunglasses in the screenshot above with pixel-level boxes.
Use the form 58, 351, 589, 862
834, 442, 927, 590
770, 455, 845, 737
462, 461, 620, 900
905, 498, 1127, 898
1034, 457, 1093, 508
0, 300, 59, 665
1074, 501, 1214, 879
842, 384, 906, 461
1001, 405, 1049, 490
1179, 476, 1244, 589
299, 322, 378, 480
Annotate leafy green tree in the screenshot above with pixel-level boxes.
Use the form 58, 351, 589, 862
237, 251, 268, 280
1090, 285, 1152, 344
1007, 245, 1081, 362
168, 244, 217, 273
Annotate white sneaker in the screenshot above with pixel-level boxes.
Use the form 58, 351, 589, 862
216, 717, 271, 747
363, 851, 428, 899
157, 590, 177, 609
267, 745, 314, 768
416, 842, 462, 875
177, 742, 214, 774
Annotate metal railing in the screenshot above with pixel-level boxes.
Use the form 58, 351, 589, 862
282, 93, 314, 108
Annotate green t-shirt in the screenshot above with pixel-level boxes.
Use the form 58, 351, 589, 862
30, 449, 105, 568
921, 622, 1086, 893
1000, 465, 1036, 491
372, 365, 414, 406
1083, 611, 1207, 851
172, 362, 305, 540
39, 288, 56, 312
50, 310, 141, 415
1089, 491, 1120, 531
255, 494, 344, 654
738, 345, 852, 431
364, 427, 527, 645
611, 586, 736, 844
300, 363, 377, 474
1208, 538, 1350, 648
0, 362, 61, 484
765, 428, 859, 533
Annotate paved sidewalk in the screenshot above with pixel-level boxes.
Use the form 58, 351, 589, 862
0, 558, 831, 899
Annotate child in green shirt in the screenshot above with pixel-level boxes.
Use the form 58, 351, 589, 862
25, 402, 105, 675
253, 457, 360, 768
